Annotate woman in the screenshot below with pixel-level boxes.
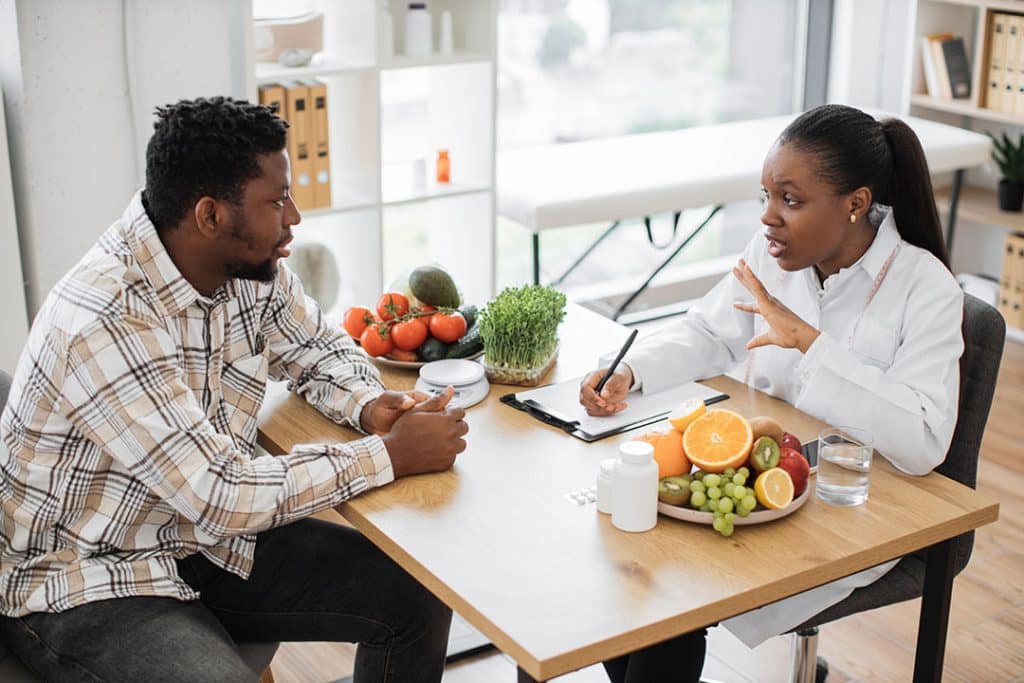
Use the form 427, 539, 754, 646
580, 104, 963, 683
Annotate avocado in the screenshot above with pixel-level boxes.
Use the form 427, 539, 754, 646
409, 266, 460, 308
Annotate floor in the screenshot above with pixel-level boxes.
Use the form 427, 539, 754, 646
268, 340, 1023, 683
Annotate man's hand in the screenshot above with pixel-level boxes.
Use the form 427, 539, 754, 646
360, 390, 430, 435
381, 386, 468, 478
732, 258, 820, 353
579, 365, 633, 416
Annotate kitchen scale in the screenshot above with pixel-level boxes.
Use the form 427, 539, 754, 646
414, 359, 490, 409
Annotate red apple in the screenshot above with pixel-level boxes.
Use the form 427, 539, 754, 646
778, 447, 810, 497
780, 432, 802, 453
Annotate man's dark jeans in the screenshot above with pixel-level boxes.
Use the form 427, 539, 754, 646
0, 518, 453, 682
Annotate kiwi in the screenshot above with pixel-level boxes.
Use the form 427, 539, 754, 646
658, 476, 692, 506
750, 436, 781, 473
748, 416, 784, 444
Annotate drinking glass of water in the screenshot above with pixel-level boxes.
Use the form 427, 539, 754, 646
816, 427, 873, 506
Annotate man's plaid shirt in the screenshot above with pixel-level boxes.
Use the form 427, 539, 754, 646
0, 192, 392, 616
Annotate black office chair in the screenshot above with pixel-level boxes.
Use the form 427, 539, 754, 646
787, 293, 1006, 682
0, 369, 280, 682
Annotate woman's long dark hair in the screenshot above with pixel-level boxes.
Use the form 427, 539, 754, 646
778, 104, 950, 268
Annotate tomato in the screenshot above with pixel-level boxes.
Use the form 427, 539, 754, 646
360, 324, 393, 357
428, 311, 467, 343
376, 292, 410, 321
343, 306, 375, 338
387, 348, 419, 363
391, 318, 429, 351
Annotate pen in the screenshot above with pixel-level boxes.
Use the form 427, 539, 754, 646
595, 329, 638, 394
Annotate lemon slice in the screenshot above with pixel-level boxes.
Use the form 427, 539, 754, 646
754, 468, 794, 510
667, 397, 707, 433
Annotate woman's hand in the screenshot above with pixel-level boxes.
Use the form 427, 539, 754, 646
732, 259, 821, 353
579, 365, 633, 416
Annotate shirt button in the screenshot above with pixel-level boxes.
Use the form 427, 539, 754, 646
755, 377, 770, 390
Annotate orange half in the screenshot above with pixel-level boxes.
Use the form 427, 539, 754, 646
682, 409, 753, 473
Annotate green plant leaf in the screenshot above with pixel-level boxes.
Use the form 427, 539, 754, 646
478, 285, 567, 369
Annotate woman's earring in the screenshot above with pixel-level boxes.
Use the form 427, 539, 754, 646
849, 213, 857, 223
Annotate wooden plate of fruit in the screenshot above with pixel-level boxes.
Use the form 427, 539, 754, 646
640, 402, 813, 537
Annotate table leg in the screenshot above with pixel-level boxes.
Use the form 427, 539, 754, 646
913, 538, 955, 683
945, 169, 964, 255
552, 220, 621, 286
611, 204, 722, 321
532, 233, 540, 285
517, 665, 544, 682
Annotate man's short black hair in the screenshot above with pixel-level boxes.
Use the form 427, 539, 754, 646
143, 96, 289, 232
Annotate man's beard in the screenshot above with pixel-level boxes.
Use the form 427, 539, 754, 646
225, 207, 280, 283
227, 257, 278, 283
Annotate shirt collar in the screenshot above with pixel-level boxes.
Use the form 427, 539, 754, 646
119, 190, 206, 316
800, 206, 901, 294
857, 207, 901, 281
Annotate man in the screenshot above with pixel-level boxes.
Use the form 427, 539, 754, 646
0, 97, 466, 681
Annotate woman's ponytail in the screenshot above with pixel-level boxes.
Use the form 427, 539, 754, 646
880, 118, 949, 268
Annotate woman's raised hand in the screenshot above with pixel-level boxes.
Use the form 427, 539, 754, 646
732, 259, 820, 353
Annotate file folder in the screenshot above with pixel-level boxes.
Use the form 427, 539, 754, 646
502, 376, 728, 443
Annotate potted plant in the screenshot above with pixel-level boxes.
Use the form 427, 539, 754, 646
988, 131, 1024, 211
479, 284, 567, 386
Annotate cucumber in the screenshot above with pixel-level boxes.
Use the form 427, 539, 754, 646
417, 337, 450, 363
445, 323, 483, 359
458, 304, 478, 329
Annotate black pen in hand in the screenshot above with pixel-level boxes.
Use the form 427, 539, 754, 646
595, 329, 638, 394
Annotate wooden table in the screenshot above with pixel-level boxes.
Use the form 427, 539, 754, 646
257, 305, 998, 682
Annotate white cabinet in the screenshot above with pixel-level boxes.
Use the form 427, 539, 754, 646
245, 1, 497, 316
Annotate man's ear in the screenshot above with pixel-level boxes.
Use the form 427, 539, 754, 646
194, 197, 226, 239
848, 186, 873, 221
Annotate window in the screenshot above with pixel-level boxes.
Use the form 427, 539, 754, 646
496, 0, 808, 316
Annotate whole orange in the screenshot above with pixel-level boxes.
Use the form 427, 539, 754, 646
634, 429, 690, 478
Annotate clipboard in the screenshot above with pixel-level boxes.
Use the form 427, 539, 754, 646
501, 377, 729, 443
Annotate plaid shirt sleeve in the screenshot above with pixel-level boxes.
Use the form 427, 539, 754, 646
261, 265, 386, 435
60, 312, 393, 545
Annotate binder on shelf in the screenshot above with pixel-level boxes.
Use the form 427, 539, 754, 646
304, 79, 332, 210
928, 32, 955, 100
941, 37, 972, 99
920, 35, 942, 97
500, 376, 728, 443
988, 14, 1009, 111
1003, 16, 1022, 113
999, 232, 1024, 329
257, 83, 286, 116
1013, 15, 1024, 115
282, 81, 316, 211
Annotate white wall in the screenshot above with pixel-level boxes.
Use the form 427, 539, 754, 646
0, 87, 29, 372
828, 0, 916, 112
0, 0, 248, 314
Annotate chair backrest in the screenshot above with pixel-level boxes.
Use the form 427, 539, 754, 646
941, 293, 1005, 488
935, 293, 1005, 572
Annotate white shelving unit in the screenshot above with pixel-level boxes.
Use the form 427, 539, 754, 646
243, 0, 497, 317
907, 0, 1024, 340
907, 0, 1024, 122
